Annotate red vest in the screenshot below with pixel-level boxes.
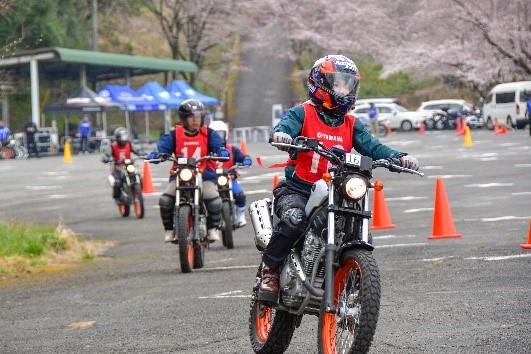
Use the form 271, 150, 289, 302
294, 103, 355, 183
174, 125, 214, 171
111, 142, 131, 164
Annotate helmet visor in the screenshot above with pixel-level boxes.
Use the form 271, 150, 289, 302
118, 130, 129, 141
326, 72, 360, 98
215, 130, 227, 141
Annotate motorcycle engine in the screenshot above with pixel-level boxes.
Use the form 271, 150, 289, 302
301, 228, 325, 282
280, 254, 305, 308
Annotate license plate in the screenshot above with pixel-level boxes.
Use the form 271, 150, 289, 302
345, 153, 361, 167
216, 168, 224, 174
178, 157, 188, 164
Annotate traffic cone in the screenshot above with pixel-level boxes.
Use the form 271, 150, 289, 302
239, 141, 248, 155
63, 140, 72, 164
463, 126, 473, 148
419, 121, 425, 135
142, 160, 156, 193
456, 118, 466, 136
370, 180, 396, 230
272, 175, 279, 189
428, 178, 462, 240
255, 156, 264, 167
385, 123, 393, 136
520, 221, 531, 250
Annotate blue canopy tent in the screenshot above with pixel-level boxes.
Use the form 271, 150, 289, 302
137, 82, 184, 133
98, 85, 167, 135
167, 80, 220, 107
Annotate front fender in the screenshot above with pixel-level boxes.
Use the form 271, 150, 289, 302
337, 240, 374, 260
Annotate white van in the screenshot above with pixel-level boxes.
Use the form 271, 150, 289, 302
482, 81, 531, 130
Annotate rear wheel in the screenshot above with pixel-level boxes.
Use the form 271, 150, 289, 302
486, 117, 494, 130
177, 205, 194, 273
221, 201, 234, 249
249, 290, 298, 353
318, 249, 381, 354
132, 184, 144, 219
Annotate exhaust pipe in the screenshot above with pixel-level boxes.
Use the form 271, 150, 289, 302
249, 198, 273, 251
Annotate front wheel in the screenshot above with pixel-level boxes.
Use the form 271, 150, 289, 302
221, 201, 234, 249
318, 249, 381, 354
249, 290, 298, 353
177, 205, 195, 273
132, 184, 144, 219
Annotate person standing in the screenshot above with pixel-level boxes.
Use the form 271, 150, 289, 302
78, 115, 91, 154
0, 119, 11, 146
525, 91, 531, 137
368, 102, 379, 136
23, 118, 39, 158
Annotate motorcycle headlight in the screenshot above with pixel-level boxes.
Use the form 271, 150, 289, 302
343, 177, 367, 201
126, 164, 136, 173
179, 168, 193, 182
217, 175, 228, 186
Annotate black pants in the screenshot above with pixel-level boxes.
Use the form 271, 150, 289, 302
26, 137, 39, 157
262, 182, 309, 269
112, 167, 124, 199
80, 136, 89, 153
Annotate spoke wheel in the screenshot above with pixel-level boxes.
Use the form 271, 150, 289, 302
118, 203, 130, 217
132, 184, 144, 219
318, 249, 380, 354
177, 206, 194, 273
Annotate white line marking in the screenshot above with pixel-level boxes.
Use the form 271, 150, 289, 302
515, 164, 531, 168
246, 189, 270, 195
479, 157, 498, 161
422, 166, 443, 170
25, 185, 63, 191
44, 171, 70, 176
48, 194, 68, 199
197, 265, 258, 271
422, 256, 455, 262
481, 216, 531, 222
512, 192, 531, 196
373, 234, 416, 240
385, 196, 428, 201
242, 172, 281, 181
198, 290, 251, 299
375, 243, 426, 249
465, 254, 531, 261
427, 175, 472, 179
403, 208, 434, 213
465, 183, 513, 188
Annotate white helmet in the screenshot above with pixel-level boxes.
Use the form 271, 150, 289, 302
209, 120, 229, 143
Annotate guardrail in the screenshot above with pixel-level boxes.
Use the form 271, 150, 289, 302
231, 126, 271, 144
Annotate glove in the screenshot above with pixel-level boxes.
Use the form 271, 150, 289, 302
243, 155, 252, 166
271, 132, 292, 151
219, 148, 230, 158
146, 151, 160, 160
400, 155, 419, 171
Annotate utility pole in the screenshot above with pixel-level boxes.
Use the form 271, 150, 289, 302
91, 0, 98, 51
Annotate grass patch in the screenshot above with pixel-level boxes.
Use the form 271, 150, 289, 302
0, 221, 111, 279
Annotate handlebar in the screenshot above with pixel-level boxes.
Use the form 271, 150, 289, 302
145, 153, 229, 164
271, 136, 424, 177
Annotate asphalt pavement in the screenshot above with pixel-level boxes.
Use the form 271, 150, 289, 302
0, 129, 530, 353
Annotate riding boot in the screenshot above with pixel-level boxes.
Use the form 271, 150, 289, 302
257, 264, 280, 304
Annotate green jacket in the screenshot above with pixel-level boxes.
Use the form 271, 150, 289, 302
274, 103, 406, 192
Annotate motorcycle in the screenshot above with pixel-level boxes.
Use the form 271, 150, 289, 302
248, 136, 423, 354
215, 163, 248, 249
107, 158, 145, 219
150, 153, 229, 273
0, 138, 28, 160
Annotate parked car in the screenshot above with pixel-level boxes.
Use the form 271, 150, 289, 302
417, 99, 484, 128
351, 103, 427, 131
481, 81, 531, 130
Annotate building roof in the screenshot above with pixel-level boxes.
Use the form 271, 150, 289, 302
0, 47, 197, 81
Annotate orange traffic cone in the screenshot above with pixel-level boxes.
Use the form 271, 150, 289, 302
255, 156, 264, 167
142, 160, 156, 194
239, 141, 248, 155
428, 178, 462, 239
419, 121, 425, 135
370, 180, 396, 230
272, 175, 279, 189
456, 117, 466, 136
520, 221, 531, 250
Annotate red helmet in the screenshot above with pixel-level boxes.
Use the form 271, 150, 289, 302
307, 55, 360, 119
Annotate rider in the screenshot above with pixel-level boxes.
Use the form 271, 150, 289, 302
209, 120, 253, 227
102, 127, 141, 201
257, 55, 420, 304
0, 119, 11, 146
148, 99, 226, 243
